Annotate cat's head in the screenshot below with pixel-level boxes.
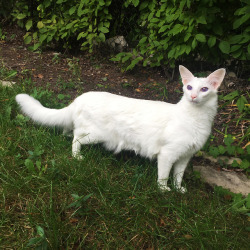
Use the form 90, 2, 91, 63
179, 65, 226, 105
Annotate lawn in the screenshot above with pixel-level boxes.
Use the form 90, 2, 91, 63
0, 74, 249, 249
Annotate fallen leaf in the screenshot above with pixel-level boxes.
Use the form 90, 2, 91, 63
184, 234, 192, 239
38, 74, 44, 79
160, 218, 167, 227
70, 218, 79, 224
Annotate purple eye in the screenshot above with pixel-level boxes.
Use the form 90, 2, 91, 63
201, 87, 208, 92
187, 85, 192, 90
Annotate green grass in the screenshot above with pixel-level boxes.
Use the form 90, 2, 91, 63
0, 81, 249, 249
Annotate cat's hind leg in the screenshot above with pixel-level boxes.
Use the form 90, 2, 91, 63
72, 135, 83, 160
173, 156, 191, 193
72, 131, 99, 160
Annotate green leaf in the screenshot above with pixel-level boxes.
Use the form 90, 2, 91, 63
231, 48, 242, 58
158, 25, 169, 33
184, 33, 191, 42
218, 145, 226, 154
132, 0, 139, 7
27, 237, 42, 247
230, 45, 241, 53
197, 16, 207, 24
24, 35, 32, 44
77, 32, 87, 40
219, 41, 230, 54
171, 24, 183, 35
226, 145, 236, 155
236, 95, 247, 112
223, 90, 239, 101
36, 226, 45, 237
233, 14, 250, 29
37, 21, 44, 29
208, 36, 216, 48
168, 48, 175, 58
25, 159, 35, 173
139, 37, 147, 44
126, 57, 143, 71
247, 146, 250, 155
99, 0, 105, 6
192, 39, 197, 49
69, 6, 76, 15
16, 13, 26, 19
39, 34, 47, 43
58, 94, 65, 100
229, 35, 242, 44
151, 18, 159, 23
209, 146, 220, 158
99, 32, 105, 42
122, 55, 132, 63
140, 1, 148, 10
25, 20, 33, 31
240, 159, 250, 170
224, 135, 234, 146
195, 34, 206, 43
31, 43, 40, 51
99, 27, 109, 33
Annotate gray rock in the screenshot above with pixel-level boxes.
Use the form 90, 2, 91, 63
228, 71, 237, 78
0, 80, 16, 87
193, 165, 250, 196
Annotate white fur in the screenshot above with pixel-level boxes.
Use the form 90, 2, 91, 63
15, 65, 225, 192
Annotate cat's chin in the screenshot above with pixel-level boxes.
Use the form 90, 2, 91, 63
189, 99, 199, 104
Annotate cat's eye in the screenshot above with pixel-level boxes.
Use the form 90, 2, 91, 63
201, 87, 208, 92
187, 85, 192, 90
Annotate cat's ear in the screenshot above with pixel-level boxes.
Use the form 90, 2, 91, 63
207, 68, 226, 90
179, 65, 194, 85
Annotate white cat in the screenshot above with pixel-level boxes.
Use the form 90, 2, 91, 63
16, 65, 225, 193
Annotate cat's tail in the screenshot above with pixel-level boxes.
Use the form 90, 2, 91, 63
16, 94, 73, 129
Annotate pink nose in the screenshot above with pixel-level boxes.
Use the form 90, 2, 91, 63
191, 95, 197, 100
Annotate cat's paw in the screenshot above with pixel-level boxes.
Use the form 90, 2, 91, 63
177, 186, 187, 193
158, 179, 171, 192
158, 183, 171, 192
73, 154, 83, 160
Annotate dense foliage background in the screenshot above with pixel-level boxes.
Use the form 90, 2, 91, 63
1, 0, 249, 70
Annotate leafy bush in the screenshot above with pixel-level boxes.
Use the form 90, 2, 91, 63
9, 0, 250, 70
11, 0, 113, 52
112, 0, 250, 70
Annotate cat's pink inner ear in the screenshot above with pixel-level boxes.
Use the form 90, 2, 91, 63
207, 68, 226, 89
179, 65, 194, 85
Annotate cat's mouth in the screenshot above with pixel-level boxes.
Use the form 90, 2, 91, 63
191, 99, 199, 104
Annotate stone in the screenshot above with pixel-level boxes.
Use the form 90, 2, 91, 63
228, 71, 237, 78
0, 80, 16, 87
193, 165, 250, 196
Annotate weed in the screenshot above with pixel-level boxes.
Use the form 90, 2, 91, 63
27, 226, 48, 249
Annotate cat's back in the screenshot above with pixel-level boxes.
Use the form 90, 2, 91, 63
73, 91, 174, 112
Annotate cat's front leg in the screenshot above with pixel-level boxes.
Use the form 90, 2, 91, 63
173, 156, 192, 193
157, 151, 173, 191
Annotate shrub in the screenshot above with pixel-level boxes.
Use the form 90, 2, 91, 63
113, 0, 250, 70
8, 0, 250, 69
11, 0, 113, 52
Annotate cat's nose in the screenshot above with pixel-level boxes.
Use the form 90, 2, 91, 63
191, 94, 197, 100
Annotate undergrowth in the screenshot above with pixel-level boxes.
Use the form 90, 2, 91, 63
0, 67, 249, 249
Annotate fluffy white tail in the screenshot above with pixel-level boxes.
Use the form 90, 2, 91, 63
16, 94, 73, 129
